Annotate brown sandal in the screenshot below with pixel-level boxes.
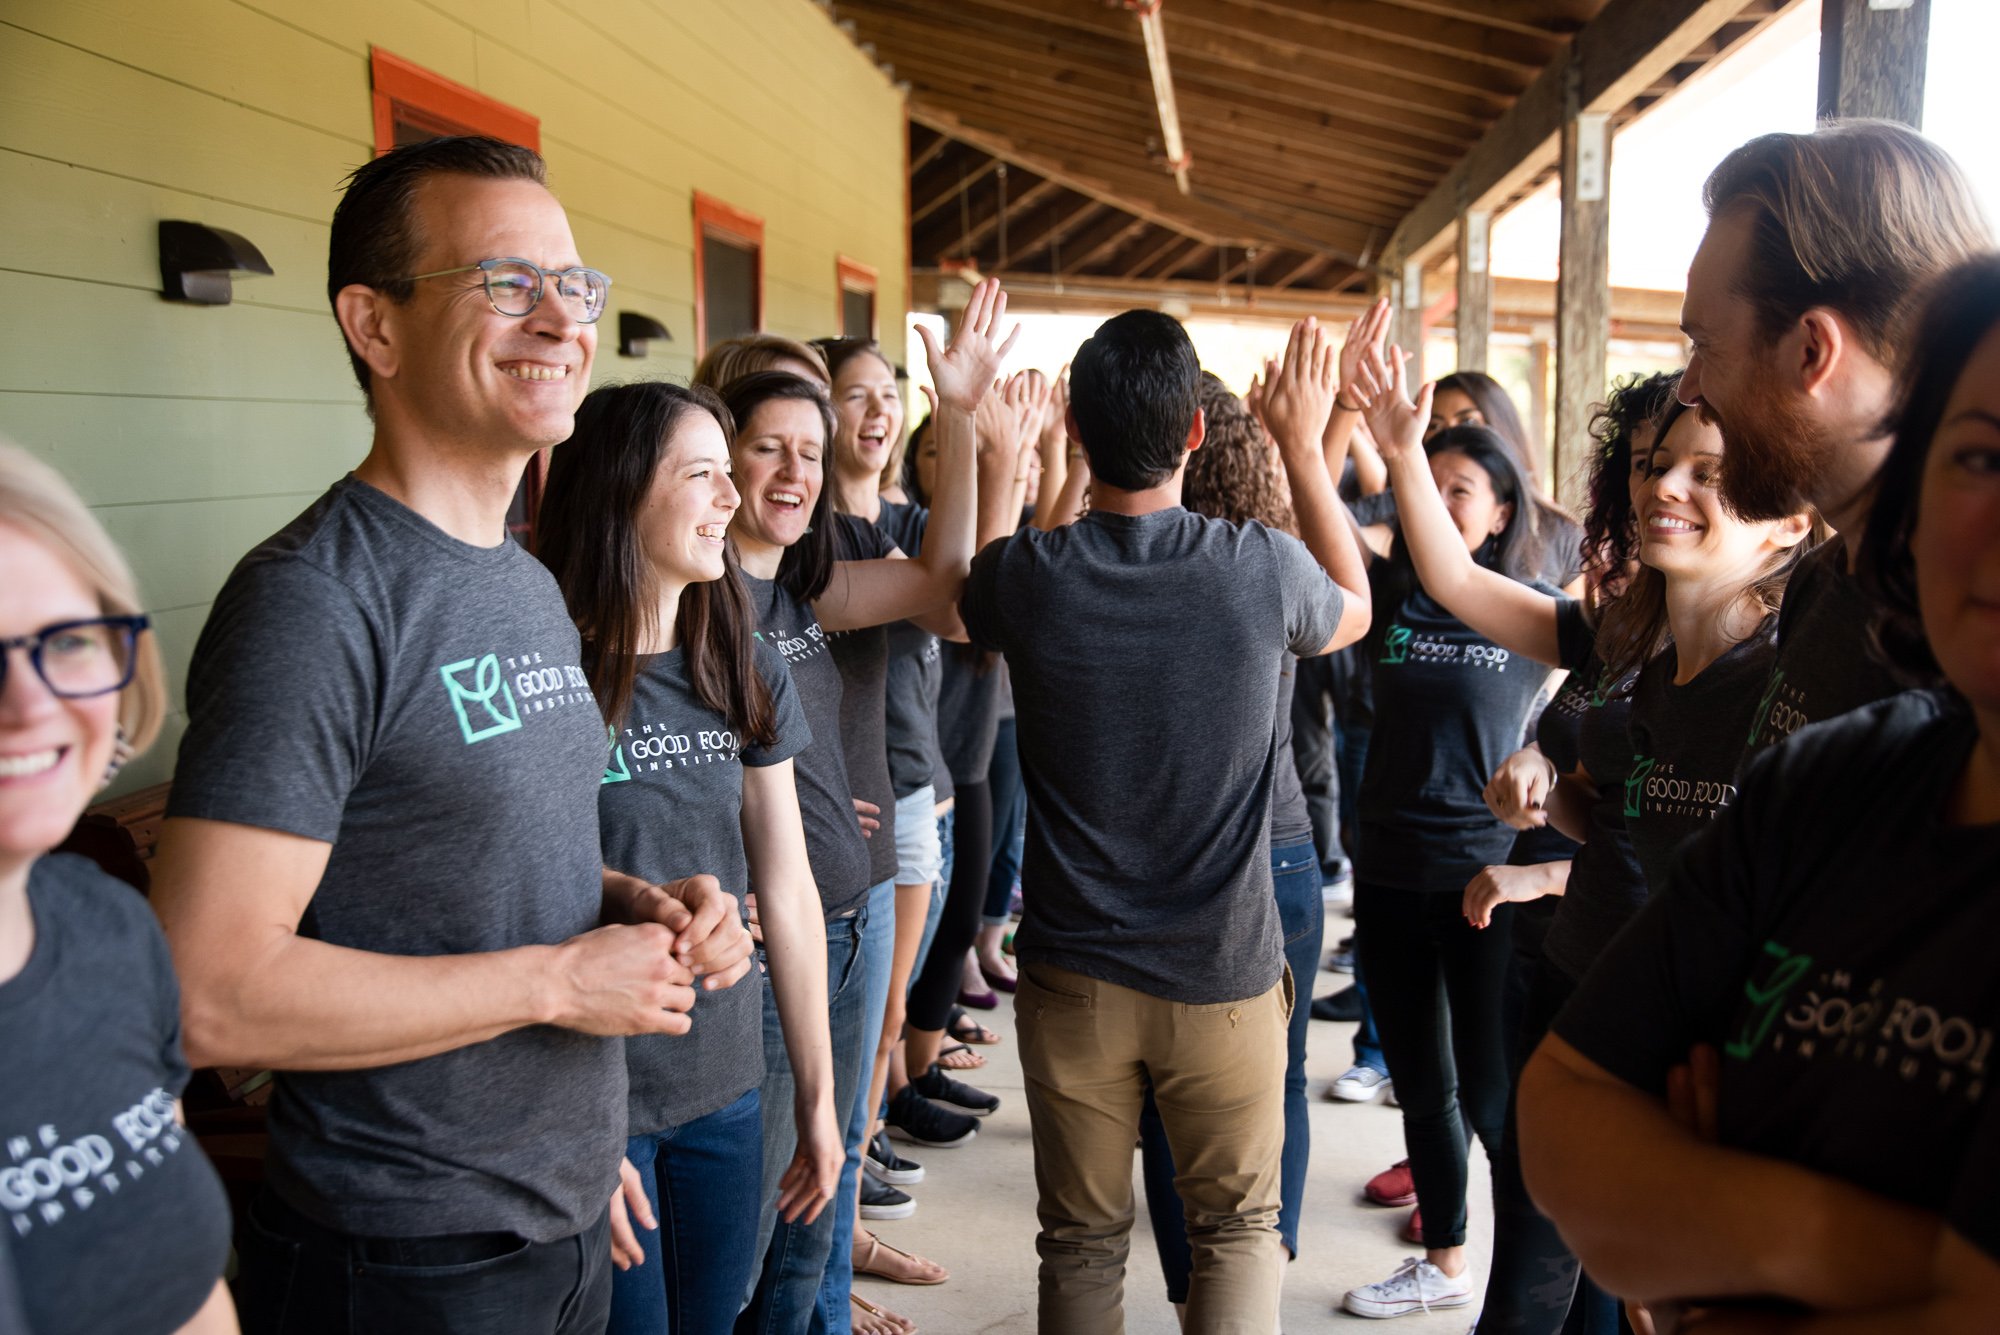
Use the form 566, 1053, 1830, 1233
850, 1291, 917, 1335
853, 1229, 949, 1285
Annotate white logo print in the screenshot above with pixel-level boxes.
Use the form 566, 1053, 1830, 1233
4, 1088, 184, 1237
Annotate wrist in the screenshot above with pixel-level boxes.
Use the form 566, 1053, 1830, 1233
1335, 393, 1363, 413
526, 943, 570, 1028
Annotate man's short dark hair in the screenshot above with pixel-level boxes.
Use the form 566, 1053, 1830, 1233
1068, 309, 1201, 491
327, 135, 548, 396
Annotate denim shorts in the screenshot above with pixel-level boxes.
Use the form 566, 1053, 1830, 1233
893, 784, 942, 885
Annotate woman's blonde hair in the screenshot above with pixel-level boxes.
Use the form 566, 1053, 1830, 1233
0, 442, 166, 754
692, 335, 831, 393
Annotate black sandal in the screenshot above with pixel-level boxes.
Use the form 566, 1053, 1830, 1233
947, 1005, 1001, 1046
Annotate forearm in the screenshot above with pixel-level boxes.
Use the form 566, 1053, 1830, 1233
1320, 406, 1368, 494
923, 404, 979, 579
1037, 428, 1068, 517
602, 866, 661, 925
1033, 454, 1090, 530
1547, 774, 1596, 843
761, 876, 835, 1111
1278, 436, 1367, 606
1520, 1046, 1941, 1310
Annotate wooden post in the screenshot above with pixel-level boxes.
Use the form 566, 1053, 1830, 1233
1528, 333, 1552, 467
1554, 69, 1610, 503
1391, 257, 1426, 385
1819, 0, 1931, 128
1454, 210, 1492, 375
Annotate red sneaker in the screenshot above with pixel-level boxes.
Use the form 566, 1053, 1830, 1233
1364, 1158, 1417, 1207
1401, 1206, 1423, 1245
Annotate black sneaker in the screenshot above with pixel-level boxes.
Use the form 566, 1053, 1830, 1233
865, 1130, 924, 1185
886, 1085, 978, 1148
858, 1175, 916, 1220
912, 1062, 1000, 1117
1311, 986, 1363, 1023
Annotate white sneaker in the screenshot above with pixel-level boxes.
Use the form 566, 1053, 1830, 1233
1322, 869, 1355, 906
1328, 1064, 1393, 1103
1343, 1257, 1474, 1319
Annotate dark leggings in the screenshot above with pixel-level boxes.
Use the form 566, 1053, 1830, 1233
1480, 959, 1630, 1335
1353, 880, 1513, 1250
906, 780, 992, 1032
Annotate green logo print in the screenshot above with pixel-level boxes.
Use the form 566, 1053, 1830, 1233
439, 653, 522, 745
1749, 669, 1785, 746
1623, 754, 1655, 819
1727, 940, 1814, 1060
1380, 623, 1412, 665
602, 725, 632, 785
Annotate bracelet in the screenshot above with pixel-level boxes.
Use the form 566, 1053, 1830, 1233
1335, 395, 1364, 413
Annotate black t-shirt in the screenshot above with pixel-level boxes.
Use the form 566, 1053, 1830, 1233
1624, 623, 1777, 895
166, 477, 623, 1241
1556, 690, 2000, 1262
1538, 600, 1647, 982
962, 508, 1342, 1003
1270, 656, 1313, 847
1, 856, 232, 1335
829, 513, 900, 888
598, 642, 810, 1131
1744, 540, 1902, 758
1357, 569, 1557, 892
744, 572, 873, 915
1510, 674, 1583, 869
938, 646, 1007, 785
874, 501, 952, 805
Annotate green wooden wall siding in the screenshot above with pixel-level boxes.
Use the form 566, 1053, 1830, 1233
0, 0, 908, 793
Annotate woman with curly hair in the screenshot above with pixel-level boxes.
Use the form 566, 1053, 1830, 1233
1125, 373, 1322, 1316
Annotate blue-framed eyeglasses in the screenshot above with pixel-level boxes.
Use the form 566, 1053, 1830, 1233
0, 616, 150, 699
402, 257, 612, 324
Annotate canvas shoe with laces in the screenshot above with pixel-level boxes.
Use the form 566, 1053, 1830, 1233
1328, 1064, 1393, 1103
1342, 1256, 1474, 1319
886, 1085, 978, 1148
911, 1061, 1000, 1116
865, 1130, 924, 1186
858, 1175, 916, 1221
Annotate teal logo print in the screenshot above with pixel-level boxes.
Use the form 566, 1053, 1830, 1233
1727, 940, 1814, 1060
602, 725, 632, 785
439, 654, 522, 744
1380, 624, 1412, 665
1750, 669, 1785, 746
1623, 754, 1655, 819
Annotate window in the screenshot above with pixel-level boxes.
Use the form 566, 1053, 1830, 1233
837, 256, 878, 339
693, 193, 765, 356
368, 49, 547, 545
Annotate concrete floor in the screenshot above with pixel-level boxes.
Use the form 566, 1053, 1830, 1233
855, 907, 1492, 1334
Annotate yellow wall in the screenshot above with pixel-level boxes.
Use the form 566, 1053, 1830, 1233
0, 0, 909, 792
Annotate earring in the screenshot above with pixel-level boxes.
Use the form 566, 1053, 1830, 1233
102, 725, 133, 788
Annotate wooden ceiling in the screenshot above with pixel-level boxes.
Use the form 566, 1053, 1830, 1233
828, 0, 1796, 299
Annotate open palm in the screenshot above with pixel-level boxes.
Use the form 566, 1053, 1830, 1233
919, 277, 1021, 414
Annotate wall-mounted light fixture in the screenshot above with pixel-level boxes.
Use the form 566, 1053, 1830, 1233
158, 221, 273, 306
618, 311, 672, 358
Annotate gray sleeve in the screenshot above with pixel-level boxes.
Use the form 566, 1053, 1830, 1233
1272, 531, 1344, 658
960, 536, 1009, 652
165, 558, 378, 843
745, 640, 813, 767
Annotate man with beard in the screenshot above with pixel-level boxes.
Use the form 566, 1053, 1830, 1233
1675, 121, 1990, 754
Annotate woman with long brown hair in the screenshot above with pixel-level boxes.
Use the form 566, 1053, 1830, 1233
536, 382, 840, 1335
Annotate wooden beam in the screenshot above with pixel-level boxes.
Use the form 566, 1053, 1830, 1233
911, 156, 1000, 226
1004, 198, 1106, 268
1270, 253, 1333, 290
1208, 0, 1563, 78
1059, 213, 1154, 275
958, 177, 1064, 260
1164, 23, 1511, 124
1528, 334, 1552, 461
1818, 0, 1930, 127
910, 128, 951, 177
1383, 0, 1793, 267
1121, 230, 1199, 279
1368, 0, 1599, 35
1167, 7, 1532, 102
1454, 210, 1492, 373
1554, 107, 1611, 501
1156, 243, 1217, 281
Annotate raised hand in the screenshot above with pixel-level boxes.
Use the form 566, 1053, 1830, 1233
1338, 297, 1392, 410
1356, 341, 1432, 463
1260, 317, 1338, 458
916, 277, 1021, 414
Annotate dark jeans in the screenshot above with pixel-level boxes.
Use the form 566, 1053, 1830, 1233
741, 905, 870, 1335
1479, 961, 1629, 1335
1353, 881, 1513, 1250
1350, 955, 1386, 1075
1138, 838, 1323, 1301
611, 1088, 763, 1335
234, 1189, 611, 1335
983, 718, 1026, 924
907, 780, 991, 1031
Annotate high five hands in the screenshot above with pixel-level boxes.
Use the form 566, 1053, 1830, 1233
1351, 336, 1433, 464
1259, 317, 1339, 457
916, 277, 1021, 415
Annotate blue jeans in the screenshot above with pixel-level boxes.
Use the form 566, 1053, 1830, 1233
812, 880, 897, 1335
982, 717, 1026, 925
1138, 838, 1323, 1300
611, 1089, 763, 1335
740, 902, 871, 1335
1351, 957, 1387, 1075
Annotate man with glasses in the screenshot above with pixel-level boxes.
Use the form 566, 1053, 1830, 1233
149, 135, 751, 1335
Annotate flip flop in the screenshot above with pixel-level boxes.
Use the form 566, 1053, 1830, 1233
937, 1041, 987, 1071
850, 1291, 917, 1335
854, 1230, 949, 1286
947, 1006, 1001, 1046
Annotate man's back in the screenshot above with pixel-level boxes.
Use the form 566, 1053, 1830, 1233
962, 507, 1341, 1004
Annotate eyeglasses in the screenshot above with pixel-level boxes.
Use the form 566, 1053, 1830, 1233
402, 258, 612, 324
0, 616, 150, 700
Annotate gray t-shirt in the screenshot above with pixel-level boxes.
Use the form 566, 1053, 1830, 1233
829, 514, 900, 888
743, 572, 874, 916
938, 647, 1007, 785
1, 855, 232, 1335
876, 500, 953, 805
961, 508, 1343, 1003
167, 476, 625, 1242
1270, 656, 1313, 848
598, 641, 809, 1131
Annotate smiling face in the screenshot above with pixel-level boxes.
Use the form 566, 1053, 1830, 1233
831, 350, 902, 484
638, 411, 738, 588
1430, 449, 1512, 553
0, 525, 120, 866
1638, 409, 1803, 582
378, 175, 597, 455
1627, 419, 1659, 514
1915, 325, 2000, 712
730, 397, 826, 551
1426, 387, 1486, 441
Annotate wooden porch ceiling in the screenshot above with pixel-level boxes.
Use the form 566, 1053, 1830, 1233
825, 0, 1799, 301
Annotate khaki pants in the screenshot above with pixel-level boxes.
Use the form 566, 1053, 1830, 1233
1016, 962, 1291, 1335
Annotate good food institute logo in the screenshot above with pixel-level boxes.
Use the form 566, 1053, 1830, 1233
439, 651, 593, 745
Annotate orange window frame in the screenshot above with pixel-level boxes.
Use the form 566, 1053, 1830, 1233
693, 192, 765, 357
369, 48, 540, 155
836, 256, 879, 338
